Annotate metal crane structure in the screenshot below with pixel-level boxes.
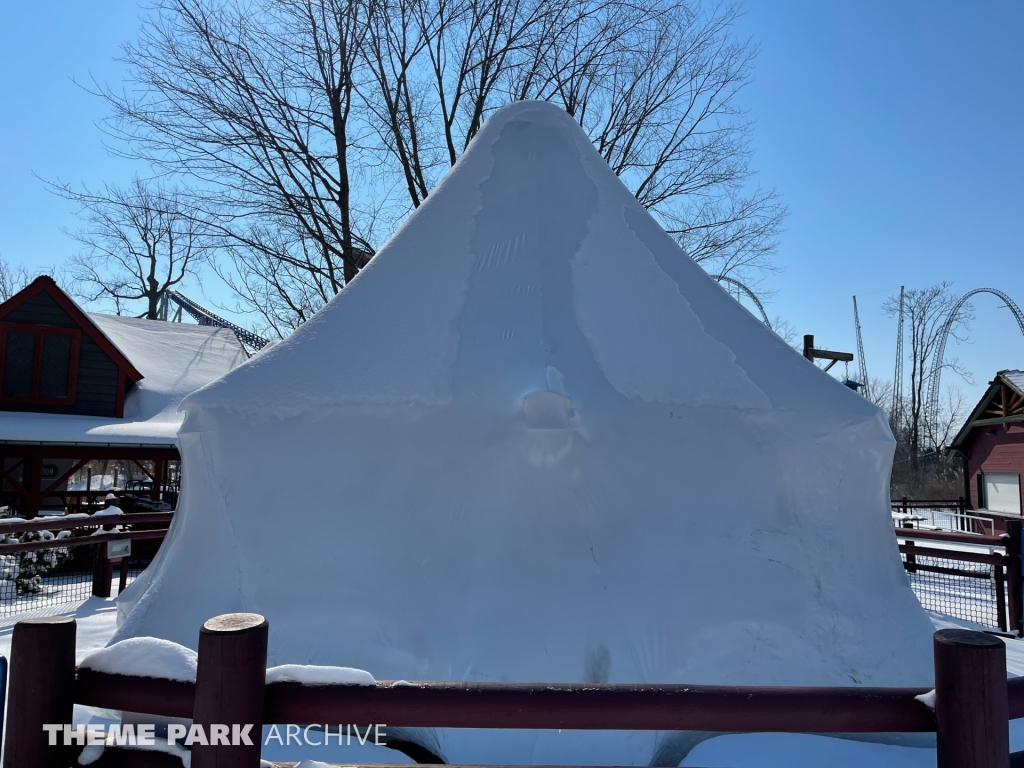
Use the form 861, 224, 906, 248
711, 274, 772, 329
852, 296, 870, 399
158, 290, 270, 352
925, 288, 1024, 440
891, 286, 905, 434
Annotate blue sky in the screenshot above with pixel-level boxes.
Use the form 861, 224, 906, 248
0, 0, 1021, 409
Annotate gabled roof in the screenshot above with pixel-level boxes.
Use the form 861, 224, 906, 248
0, 276, 144, 383
947, 369, 1024, 452
0, 315, 247, 445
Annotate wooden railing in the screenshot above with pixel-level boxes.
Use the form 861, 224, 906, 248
1, 613, 1014, 768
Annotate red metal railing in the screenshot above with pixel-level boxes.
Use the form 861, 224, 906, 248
1, 613, 1014, 768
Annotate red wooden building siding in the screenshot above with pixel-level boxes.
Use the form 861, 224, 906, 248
0, 277, 142, 418
964, 424, 1024, 511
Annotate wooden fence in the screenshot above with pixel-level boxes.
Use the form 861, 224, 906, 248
1, 613, 1016, 768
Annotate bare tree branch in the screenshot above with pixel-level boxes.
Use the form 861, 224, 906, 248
45, 177, 213, 319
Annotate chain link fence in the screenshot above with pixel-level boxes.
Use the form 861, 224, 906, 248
0, 515, 170, 620
902, 552, 1004, 629
0, 542, 154, 620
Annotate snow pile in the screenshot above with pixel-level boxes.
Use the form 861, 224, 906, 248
266, 664, 375, 686
114, 101, 935, 764
79, 637, 198, 682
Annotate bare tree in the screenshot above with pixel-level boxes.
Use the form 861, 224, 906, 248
883, 283, 974, 468
95, 0, 784, 334
48, 178, 212, 319
768, 314, 798, 349
865, 376, 893, 414
931, 384, 970, 451
96, 0, 379, 333
0, 256, 29, 302
365, 0, 785, 279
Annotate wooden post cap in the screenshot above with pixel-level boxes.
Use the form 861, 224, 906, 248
201, 613, 267, 634
934, 628, 1003, 650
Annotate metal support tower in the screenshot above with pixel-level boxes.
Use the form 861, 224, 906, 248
852, 296, 870, 399
891, 286, 905, 434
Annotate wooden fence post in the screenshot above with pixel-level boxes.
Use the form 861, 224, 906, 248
902, 522, 917, 573
3, 617, 77, 768
192, 613, 269, 768
91, 543, 113, 598
933, 628, 1009, 768
1006, 520, 1023, 636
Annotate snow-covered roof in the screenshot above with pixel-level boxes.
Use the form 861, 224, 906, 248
1002, 369, 1024, 395
0, 315, 247, 445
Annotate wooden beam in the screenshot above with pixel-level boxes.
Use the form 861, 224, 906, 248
808, 348, 854, 362
40, 458, 90, 498
0, 464, 29, 499
0, 444, 179, 461
132, 459, 155, 481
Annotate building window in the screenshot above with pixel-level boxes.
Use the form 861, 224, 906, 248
0, 323, 80, 405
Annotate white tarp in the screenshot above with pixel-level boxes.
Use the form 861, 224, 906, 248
115, 101, 934, 765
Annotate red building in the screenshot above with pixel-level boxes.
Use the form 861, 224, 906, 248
947, 370, 1024, 530
0, 276, 248, 517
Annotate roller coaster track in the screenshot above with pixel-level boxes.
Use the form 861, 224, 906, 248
926, 288, 1024, 443
159, 290, 270, 351
712, 275, 772, 329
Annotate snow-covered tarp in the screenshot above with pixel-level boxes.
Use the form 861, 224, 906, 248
114, 101, 935, 764
0, 316, 247, 444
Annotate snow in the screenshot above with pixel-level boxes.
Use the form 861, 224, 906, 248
78, 739, 191, 768
266, 664, 375, 686
79, 636, 198, 682
114, 101, 936, 764
680, 732, 937, 768
1003, 370, 1024, 394
0, 598, 121, 662
0, 316, 247, 445
914, 690, 936, 709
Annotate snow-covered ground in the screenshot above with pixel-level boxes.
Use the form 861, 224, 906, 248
0, 600, 1019, 768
